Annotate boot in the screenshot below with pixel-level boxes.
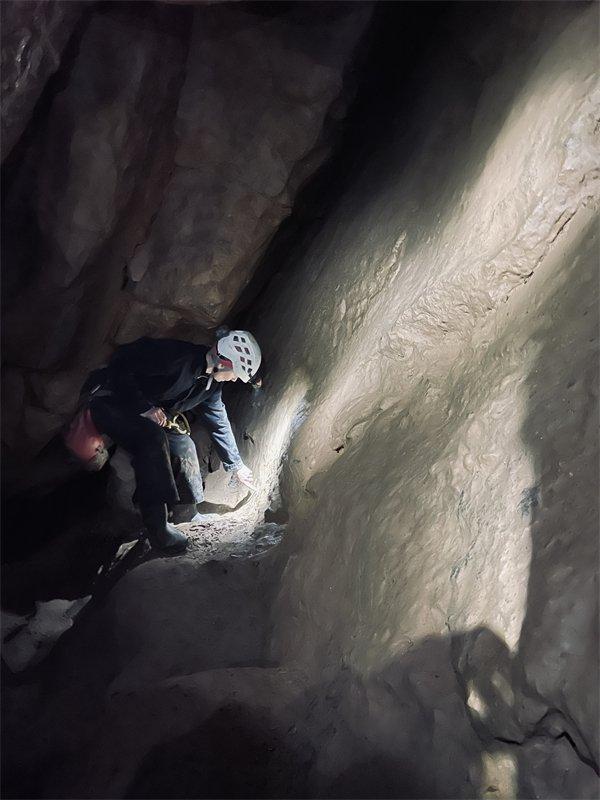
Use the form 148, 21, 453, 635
171, 503, 199, 524
140, 502, 189, 554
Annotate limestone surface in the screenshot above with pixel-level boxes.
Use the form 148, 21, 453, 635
36, 10, 180, 289
1, 2, 369, 466
0, 0, 81, 161
238, 3, 599, 795
130, 3, 370, 325
1, 3, 598, 799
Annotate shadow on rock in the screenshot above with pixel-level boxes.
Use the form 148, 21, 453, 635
126, 703, 312, 800
322, 756, 429, 800
515, 216, 599, 786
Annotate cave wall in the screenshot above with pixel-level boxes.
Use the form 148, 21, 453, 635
1, 0, 370, 475
231, 3, 599, 796
1, 3, 598, 799
0, 0, 82, 161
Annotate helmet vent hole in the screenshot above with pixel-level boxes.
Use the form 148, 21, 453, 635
233, 336, 239, 342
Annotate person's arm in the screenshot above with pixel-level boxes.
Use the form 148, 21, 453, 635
195, 387, 243, 473
110, 370, 154, 414
108, 339, 172, 416
108, 355, 154, 414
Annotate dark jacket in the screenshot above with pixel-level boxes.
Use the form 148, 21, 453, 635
98, 337, 243, 472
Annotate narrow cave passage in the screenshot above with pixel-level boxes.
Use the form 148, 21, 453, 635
1, 2, 598, 799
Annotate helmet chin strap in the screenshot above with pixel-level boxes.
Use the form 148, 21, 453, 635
204, 351, 216, 390
205, 348, 235, 386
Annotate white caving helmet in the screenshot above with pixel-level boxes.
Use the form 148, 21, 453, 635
216, 329, 262, 383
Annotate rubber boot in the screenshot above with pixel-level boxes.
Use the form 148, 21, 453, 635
140, 502, 189, 554
171, 503, 199, 524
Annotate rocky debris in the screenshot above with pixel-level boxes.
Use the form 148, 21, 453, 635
182, 517, 285, 561
0, 0, 82, 161
1, 596, 90, 672
130, 3, 371, 326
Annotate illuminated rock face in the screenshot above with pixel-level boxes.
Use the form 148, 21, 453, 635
1, 3, 598, 799
234, 3, 599, 796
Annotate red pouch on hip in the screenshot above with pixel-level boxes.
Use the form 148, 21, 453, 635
63, 408, 109, 471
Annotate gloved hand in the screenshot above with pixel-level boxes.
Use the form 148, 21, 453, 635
140, 407, 167, 427
230, 464, 257, 493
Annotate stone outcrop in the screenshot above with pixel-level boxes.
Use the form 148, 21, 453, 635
2, 3, 189, 466
1, 3, 598, 800
4, 3, 188, 358
237, 4, 599, 796
1, 596, 90, 672
0, 0, 81, 161
36, 11, 174, 288
128, 2, 370, 328
1, 1, 370, 465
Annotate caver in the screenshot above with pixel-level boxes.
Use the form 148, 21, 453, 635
79, 330, 261, 554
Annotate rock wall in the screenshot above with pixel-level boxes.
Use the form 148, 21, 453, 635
1, 1, 369, 473
234, 3, 599, 796
1, 3, 598, 799
129, 3, 370, 328
1, 0, 82, 161
2, 1, 191, 472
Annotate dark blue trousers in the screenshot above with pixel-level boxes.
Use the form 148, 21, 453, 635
89, 399, 204, 508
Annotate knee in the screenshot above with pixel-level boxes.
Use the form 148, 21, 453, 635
175, 436, 198, 460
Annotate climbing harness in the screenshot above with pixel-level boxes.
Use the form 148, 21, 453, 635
164, 412, 191, 436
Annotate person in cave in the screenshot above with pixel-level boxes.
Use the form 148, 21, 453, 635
80, 329, 261, 554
